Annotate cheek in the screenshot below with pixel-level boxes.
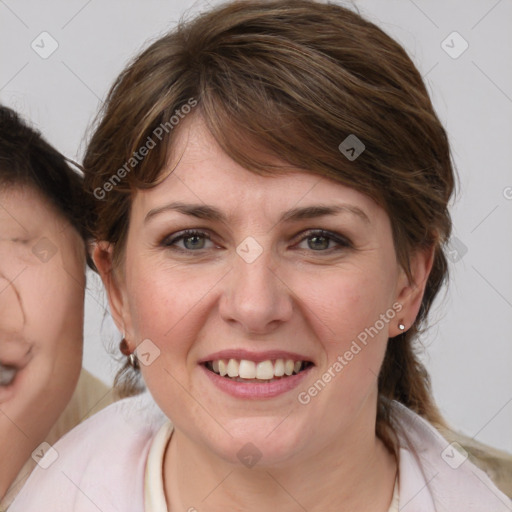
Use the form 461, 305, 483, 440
5, 268, 84, 430
18, 264, 84, 398
296, 265, 396, 346
126, 260, 218, 345
26, 264, 83, 334
303, 271, 396, 403
0, 275, 24, 332
292, 267, 396, 407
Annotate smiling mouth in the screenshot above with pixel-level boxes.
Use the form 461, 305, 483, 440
0, 362, 18, 387
203, 358, 314, 383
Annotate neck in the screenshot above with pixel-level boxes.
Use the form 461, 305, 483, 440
164, 408, 397, 512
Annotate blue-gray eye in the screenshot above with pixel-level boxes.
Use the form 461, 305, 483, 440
162, 230, 213, 251
297, 229, 351, 252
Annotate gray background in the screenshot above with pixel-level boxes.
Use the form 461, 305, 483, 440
1, 0, 511, 452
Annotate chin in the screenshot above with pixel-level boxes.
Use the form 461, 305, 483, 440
206, 417, 308, 468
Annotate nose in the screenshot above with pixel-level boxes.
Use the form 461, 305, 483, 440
218, 247, 293, 336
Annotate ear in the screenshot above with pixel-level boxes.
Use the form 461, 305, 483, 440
92, 241, 133, 345
389, 245, 435, 337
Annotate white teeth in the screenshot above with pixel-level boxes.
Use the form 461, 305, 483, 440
239, 360, 256, 379
218, 360, 228, 377
284, 360, 294, 376
256, 360, 274, 380
227, 359, 239, 377
0, 364, 17, 386
274, 359, 285, 377
208, 358, 308, 380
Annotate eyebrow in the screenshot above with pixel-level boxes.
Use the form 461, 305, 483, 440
144, 201, 370, 225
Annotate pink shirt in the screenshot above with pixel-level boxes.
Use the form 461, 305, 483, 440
9, 393, 512, 511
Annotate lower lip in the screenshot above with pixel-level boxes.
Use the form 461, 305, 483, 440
200, 364, 313, 399
0, 369, 21, 403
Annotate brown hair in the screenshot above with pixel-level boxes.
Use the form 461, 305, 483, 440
83, 0, 454, 449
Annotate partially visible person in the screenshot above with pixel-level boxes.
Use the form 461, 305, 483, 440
0, 105, 114, 510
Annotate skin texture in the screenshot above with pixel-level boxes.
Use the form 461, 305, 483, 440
0, 186, 85, 498
95, 115, 433, 511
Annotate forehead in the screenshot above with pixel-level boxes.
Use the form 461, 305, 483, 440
0, 185, 64, 233
132, 116, 383, 222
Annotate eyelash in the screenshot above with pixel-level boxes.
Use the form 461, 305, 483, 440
161, 229, 351, 254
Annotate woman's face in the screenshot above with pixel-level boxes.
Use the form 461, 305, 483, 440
0, 186, 84, 450
100, 116, 429, 466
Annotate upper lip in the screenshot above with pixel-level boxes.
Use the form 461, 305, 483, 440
0, 344, 33, 370
198, 349, 314, 364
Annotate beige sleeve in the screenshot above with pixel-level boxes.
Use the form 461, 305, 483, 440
1, 369, 115, 510
45, 369, 115, 445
